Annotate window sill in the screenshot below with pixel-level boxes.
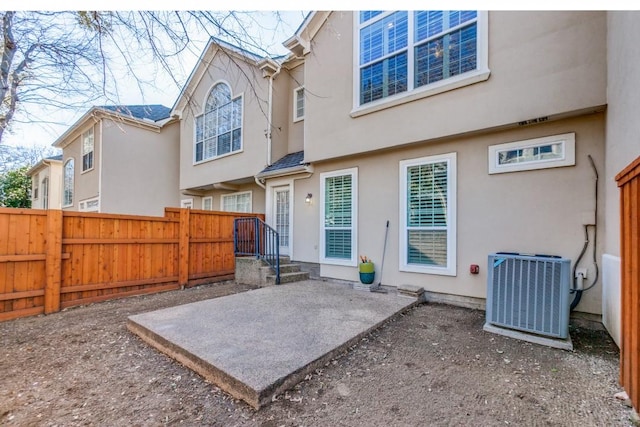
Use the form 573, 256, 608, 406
400, 264, 457, 277
320, 257, 357, 267
81, 167, 94, 175
350, 69, 491, 118
193, 149, 243, 166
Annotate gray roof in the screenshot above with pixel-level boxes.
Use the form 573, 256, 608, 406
259, 151, 305, 174
46, 154, 63, 161
99, 105, 171, 122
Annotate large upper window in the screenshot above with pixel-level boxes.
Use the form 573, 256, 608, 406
195, 82, 242, 163
320, 168, 358, 266
357, 10, 484, 107
400, 153, 456, 276
82, 128, 94, 172
63, 159, 74, 207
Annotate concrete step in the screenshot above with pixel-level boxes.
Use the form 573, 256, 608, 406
266, 271, 310, 285
260, 263, 301, 275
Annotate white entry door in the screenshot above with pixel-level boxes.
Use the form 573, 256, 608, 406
273, 186, 291, 256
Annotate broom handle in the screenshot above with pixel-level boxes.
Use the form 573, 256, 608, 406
379, 220, 389, 283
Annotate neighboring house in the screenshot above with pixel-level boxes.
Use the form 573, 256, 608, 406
173, 11, 640, 345
52, 104, 180, 216
171, 37, 305, 236
27, 154, 63, 210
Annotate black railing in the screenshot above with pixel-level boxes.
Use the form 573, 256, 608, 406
234, 217, 280, 284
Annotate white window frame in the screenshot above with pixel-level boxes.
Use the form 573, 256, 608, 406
202, 196, 213, 211
193, 80, 244, 165
352, 10, 490, 117
220, 191, 252, 213
181, 198, 193, 209
81, 128, 94, 173
488, 133, 576, 174
400, 153, 457, 276
63, 158, 74, 208
320, 167, 358, 267
79, 196, 100, 212
32, 176, 39, 200
293, 86, 305, 122
41, 177, 49, 209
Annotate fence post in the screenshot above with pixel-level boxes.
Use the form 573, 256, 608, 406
44, 209, 63, 314
179, 208, 190, 288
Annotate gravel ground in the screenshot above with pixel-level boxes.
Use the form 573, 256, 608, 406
0, 281, 634, 426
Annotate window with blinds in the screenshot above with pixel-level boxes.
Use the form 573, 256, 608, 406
82, 128, 94, 172
320, 168, 358, 266
202, 196, 213, 211
221, 191, 251, 213
400, 153, 456, 275
294, 87, 304, 121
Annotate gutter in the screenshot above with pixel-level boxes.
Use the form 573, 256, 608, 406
255, 164, 314, 181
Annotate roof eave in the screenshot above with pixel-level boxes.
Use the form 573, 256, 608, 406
256, 164, 314, 180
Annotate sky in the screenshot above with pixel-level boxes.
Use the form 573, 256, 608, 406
2, 9, 308, 150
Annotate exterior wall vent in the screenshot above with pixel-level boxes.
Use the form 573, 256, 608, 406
486, 252, 571, 339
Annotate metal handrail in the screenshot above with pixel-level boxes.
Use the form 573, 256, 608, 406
234, 217, 280, 284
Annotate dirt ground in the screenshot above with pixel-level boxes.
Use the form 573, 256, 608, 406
0, 281, 635, 426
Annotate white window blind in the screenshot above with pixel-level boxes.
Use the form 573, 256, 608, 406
321, 168, 357, 265
294, 87, 305, 121
82, 128, 94, 172
222, 192, 251, 213
203, 197, 213, 211
400, 154, 456, 275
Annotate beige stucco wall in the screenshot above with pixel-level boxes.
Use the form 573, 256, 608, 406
303, 11, 607, 163
601, 11, 640, 345
100, 120, 180, 216
179, 50, 272, 191
61, 121, 100, 210
293, 113, 605, 316
286, 63, 305, 154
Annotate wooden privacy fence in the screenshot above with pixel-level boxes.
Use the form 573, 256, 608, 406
0, 207, 263, 322
617, 155, 640, 412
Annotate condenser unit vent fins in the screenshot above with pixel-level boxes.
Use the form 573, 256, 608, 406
486, 253, 571, 339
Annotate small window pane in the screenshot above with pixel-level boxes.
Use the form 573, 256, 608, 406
360, 11, 383, 24
325, 230, 352, 259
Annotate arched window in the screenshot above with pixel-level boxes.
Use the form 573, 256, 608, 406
41, 178, 49, 209
194, 82, 242, 162
63, 159, 74, 207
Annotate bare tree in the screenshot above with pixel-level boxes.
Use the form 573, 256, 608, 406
0, 143, 60, 173
0, 10, 304, 144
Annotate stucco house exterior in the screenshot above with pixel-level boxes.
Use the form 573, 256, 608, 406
27, 154, 63, 210
173, 10, 640, 347
52, 104, 180, 216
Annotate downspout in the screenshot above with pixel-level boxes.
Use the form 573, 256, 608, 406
266, 63, 282, 167
98, 119, 103, 212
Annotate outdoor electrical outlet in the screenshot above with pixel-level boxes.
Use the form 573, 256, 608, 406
576, 268, 588, 279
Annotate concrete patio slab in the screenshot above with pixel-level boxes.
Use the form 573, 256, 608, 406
127, 280, 418, 409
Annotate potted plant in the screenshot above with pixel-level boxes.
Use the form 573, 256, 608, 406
359, 255, 375, 284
